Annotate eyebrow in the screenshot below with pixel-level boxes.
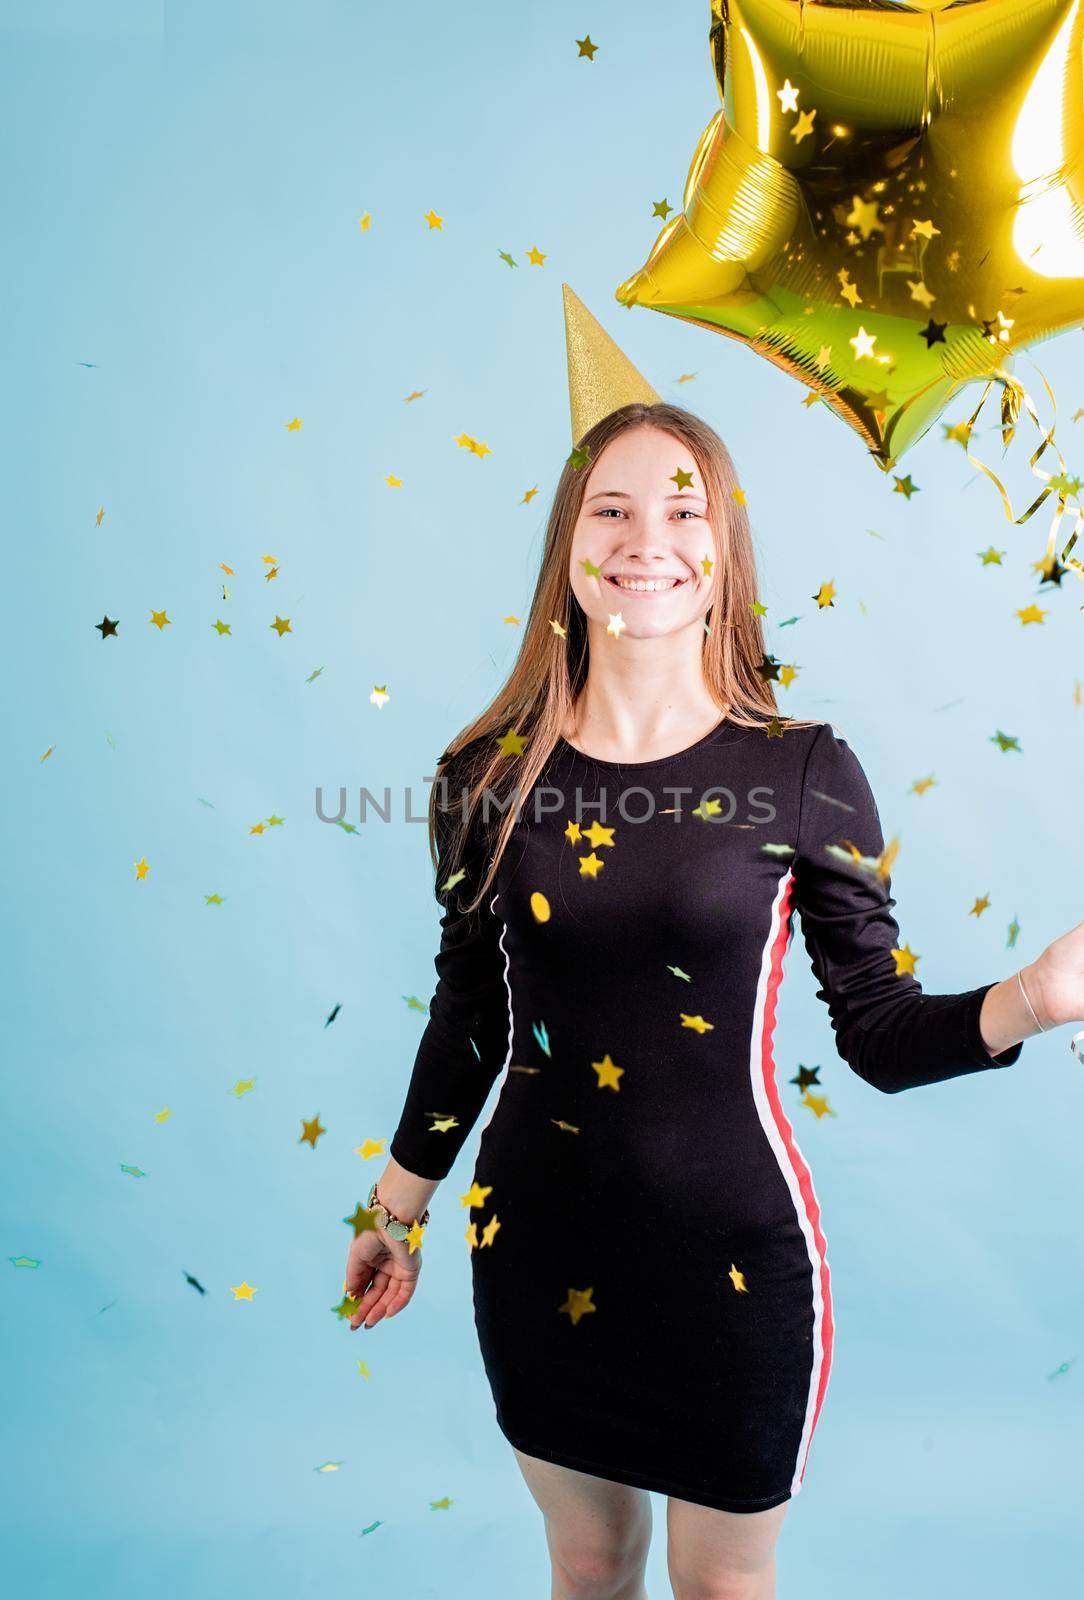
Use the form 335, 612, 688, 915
585, 489, 707, 502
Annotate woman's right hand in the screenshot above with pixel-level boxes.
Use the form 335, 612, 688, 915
344, 1225, 423, 1330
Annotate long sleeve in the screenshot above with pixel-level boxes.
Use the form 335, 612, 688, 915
791, 722, 1024, 1094
389, 781, 513, 1180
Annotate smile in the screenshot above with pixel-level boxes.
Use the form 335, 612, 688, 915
604, 575, 687, 594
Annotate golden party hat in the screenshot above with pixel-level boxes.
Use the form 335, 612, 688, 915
563, 282, 661, 445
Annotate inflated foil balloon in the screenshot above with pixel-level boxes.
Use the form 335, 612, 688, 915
615, 0, 1084, 469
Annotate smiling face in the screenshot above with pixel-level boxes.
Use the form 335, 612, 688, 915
568, 425, 716, 639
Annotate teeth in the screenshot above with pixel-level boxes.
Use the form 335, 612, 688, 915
609, 577, 681, 592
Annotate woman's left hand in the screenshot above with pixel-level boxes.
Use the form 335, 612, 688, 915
1023, 920, 1084, 1030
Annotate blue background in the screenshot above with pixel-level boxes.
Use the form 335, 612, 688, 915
3, 2, 1082, 1595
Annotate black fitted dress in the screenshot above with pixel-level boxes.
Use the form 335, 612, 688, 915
389, 715, 1023, 1514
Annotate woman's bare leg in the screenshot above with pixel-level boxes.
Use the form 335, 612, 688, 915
511, 1445, 654, 1600
666, 1495, 789, 1600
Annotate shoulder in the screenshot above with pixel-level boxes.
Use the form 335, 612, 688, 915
797, 720, 882, 847
435, 730, 496, 787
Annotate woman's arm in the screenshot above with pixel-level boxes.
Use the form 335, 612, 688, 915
383, 764, 512, 1184
791, 722, 1055, 1093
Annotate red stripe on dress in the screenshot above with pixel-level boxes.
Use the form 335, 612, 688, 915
761, 870, 835, 1487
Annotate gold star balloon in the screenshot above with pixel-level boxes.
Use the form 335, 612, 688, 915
615, 0, 1084, 469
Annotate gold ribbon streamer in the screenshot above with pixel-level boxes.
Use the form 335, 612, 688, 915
959, 359, 1084, 583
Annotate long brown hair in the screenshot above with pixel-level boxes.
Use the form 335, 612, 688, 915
430, 400, 822, 916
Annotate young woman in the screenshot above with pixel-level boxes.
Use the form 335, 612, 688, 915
344, 397, 1083, 1600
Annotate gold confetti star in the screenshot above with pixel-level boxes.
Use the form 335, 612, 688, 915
149, 609, 171, 630
591, 1053, 623, 1090
359, 212, 371, 231
454, 432, 491, 457
370, 685, 390, 708
134, 858, 149, 880
353, 1138, 385, 1160
526, 245, 546, 265
845, 196, 883, 239
849, 325, 877, 360
1016, 603, 1046, 625
578, 851, 605, 879
606, 612, 627, 639
776, 78, 799, 113
232, 1078, 256, 1096
680, 1013, 715, 1034
907, 278, 935, 309
891, 944, 919, 977
791, 107, 816, 143
230, 1282, 258, 1301
581, 821, 615, 849
910, 217, 940, 241
802, 1091, 835, 1119
942, 419, 972, 447
576, 35, 598, 59
559, 1286, 597, 1325
969, 894, 992, 918
423, 209, 443, 229
813, 581, 836, 608
728, 1264, 748, 1293
671, 466, 695, 489
495, 727, 526, 757
286, 418, 302, 432
343, 1202, 380, 1239
300, 1115, 326, 1149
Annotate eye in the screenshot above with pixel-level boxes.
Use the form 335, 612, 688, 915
592, 507, 703, 518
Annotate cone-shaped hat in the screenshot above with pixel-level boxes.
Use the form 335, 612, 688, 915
563, 282, 661, 445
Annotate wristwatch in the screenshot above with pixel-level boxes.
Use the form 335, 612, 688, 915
367, 1180, 429, 1242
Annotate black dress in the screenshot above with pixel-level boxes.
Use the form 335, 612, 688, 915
389, 715, 1023, 1514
